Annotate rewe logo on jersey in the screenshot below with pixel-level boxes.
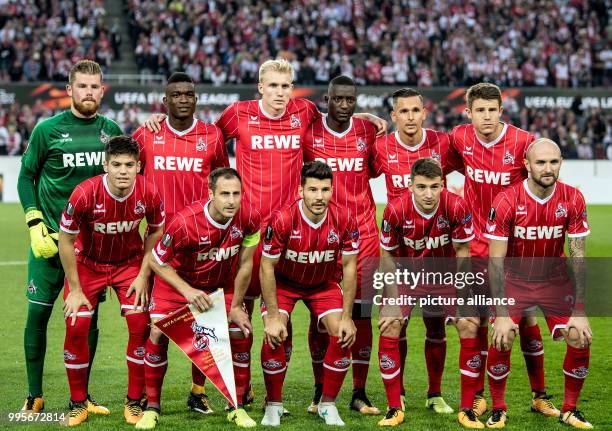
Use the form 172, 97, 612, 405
403, 234, 450, 250
197, 245, 241, 261
315, 157, 364, 172
285, 249, 336, 263
94, 220, 140, 234
391, 174, 411, 188
154, 156, 205, 172
514, 225, 564, 240
251, 135, 301, 150
466, 166, 511, 185
63, 152, 105, 167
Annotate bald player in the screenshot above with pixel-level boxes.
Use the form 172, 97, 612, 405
483, 139, 593, 429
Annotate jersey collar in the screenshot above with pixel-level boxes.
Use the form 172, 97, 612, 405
394, 129, 426, 152
323, 114, 353, 138
475, 122, 508, 148
259, 99, 286, 120
103, 174, 135, 202
165, 117, 197, 136
299, 199, 327, 229
523, 179, 557, 205
412, 193, 439, 220
204, 201, 232, 229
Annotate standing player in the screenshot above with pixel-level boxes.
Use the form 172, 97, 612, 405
303, 75, 380, 415
258, 161, 358, 427
371, 88, 463, 414
377, 158, 480, 427
133, 72, 228, 414
17, 60, 122, 413
59, 136, 164, 425
484, 139, 592, 429
136, 168, 261, 430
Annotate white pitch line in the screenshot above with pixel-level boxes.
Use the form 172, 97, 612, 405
0, 261, 28, 266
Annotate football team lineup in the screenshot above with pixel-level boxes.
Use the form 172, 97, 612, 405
7, 57, 602, 431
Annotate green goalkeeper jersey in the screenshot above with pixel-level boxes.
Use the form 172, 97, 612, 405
18, 110, 122, 231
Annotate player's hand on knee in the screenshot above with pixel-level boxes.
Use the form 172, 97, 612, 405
185, 288, 212, 312
565, 314, 593, 348
63, 290, 93, 326
378, 316, 402, 335
127, 274, 149, 310
338, 317, 357, 348
229, 306, 252, 337
492, 316, 517, 351
143, 113, 166, 133
264, 315, 286, 349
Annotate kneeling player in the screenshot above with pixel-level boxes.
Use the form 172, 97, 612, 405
59, 136, 165, 426
377, 158, 482, 427
485, 139, 593, 429
257, 161, 358, 426
136, 168, 260, 430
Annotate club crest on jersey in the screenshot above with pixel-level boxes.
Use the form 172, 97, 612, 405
503, 150, 515, 165
99, 130, 110, 144
431, 150, 441, 162
153, 135, 164, 145
327, 229, 339, 244
230, 225, 243, 239
379, 354, 396, 370
195, 138, 207, 152
437, 215, 449, 230
191, 322, 218, 352
134, 200, 145, 215
64, 350, 76, 361
28, 279, 37, 294
248, 115, 259, 124
357, 137, 366, 152
555, 203, 568, 219
467, 355, 481, 369
290, 114, 301, 128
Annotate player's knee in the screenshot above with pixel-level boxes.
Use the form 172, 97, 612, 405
424, 316, 446, 339
564, 327, 582, 348
519, 315, 538, 329
66, 316, 92, 339
381, 319, 402, 337
148, 323, 165, 343
456, 317, 479, 338
125, 311, 150, 336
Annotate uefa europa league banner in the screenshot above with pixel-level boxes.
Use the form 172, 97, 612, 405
155, 290, 237, 407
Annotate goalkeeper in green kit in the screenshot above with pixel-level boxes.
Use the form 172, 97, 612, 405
17, 60, 122, 413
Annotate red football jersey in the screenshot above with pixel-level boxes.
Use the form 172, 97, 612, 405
483, 179, 590, 258
262, 200, 359, 288
380, 189, 474, 257
60, 174, 165, 266
303, 115, 378, 239
216, 99, 320, 225
132, 118, 229, 219
371, 129, 463, 202
152, 200, 261, 290
450, 123, 534, 255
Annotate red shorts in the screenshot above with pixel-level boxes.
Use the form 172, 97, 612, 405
492, 277, 574, 340
63, 261, 143, 315
149, 277, 238, 331
244, 241, 263, 300
356, 235, 380, 305
260, 280, 344, 332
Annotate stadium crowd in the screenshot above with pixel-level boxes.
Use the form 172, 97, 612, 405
124, 0, 611, 87
1, 98, 610, 159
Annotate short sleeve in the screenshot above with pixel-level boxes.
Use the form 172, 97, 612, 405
132, 126, 147, 168
483, 193, 514, 241
60, 185, 89, 234
450, 197, 475, 243
211, 125, 230, 169
341, 216, 360, 255
380, 201, 401, 251
261, 211, 288, 259
369, 137, 385, 178
145, 182, 165, 228
215, 102, 239, 140
567, 189, 590, 238
152, 217, 188, 266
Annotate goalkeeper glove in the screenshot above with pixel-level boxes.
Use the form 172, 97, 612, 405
25, 209, 59, 259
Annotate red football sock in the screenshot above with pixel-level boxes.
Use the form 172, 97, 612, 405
125, 312, 150, 400
64, 316, 91, 402
322, 336, 350, 401
351, 318, 373, 389
285, 320, 293, 366
399, 325, 407, 395
379, 336, 402, 409
487, 345, 511, 411
308, 316, 328, 386
424, 316, 446, 396
261, 340, 286, 402
231, 335, 251, 405
519, 322, 545, 393
476, 325, 488, 393
562, 345, 590, 412
459, 337, 482, 410
144, 339, 168, 409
